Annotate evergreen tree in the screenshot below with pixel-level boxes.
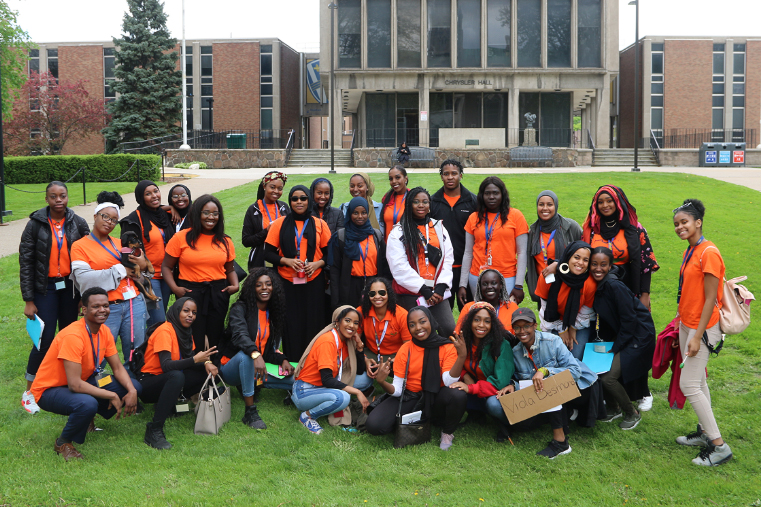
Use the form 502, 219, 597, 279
103, 0, 181, 150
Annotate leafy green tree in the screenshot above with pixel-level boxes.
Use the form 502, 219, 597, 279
0, 1, 33, 118
103, 0, 181, 150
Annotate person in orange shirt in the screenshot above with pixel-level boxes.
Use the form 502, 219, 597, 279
671, 199, 732, 466
291, 306, 371, 434
32, 287, 141, 461
265, 185, 331, 360
455, 269, 519, 334
19, 180, 90, 414
120, 180, 176, 326
242, 171, 289, 270
458, 177, 529, 307
536, 241, 596, 360
381, 165, 409, 242
137, 297, 217, 450
366, 306, 468, 450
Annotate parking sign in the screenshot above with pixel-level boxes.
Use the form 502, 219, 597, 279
705, 151, 717, 164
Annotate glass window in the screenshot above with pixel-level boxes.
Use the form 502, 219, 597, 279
733, 96, 744, 107
733, 76, 744, 82
261, 96, 273, 107
487, 0, 510, 67
712, 83, 724, 94
732, 109, 744, 129
713, 53, 724, 74
517, 0, 541, 68
651, 53, 663, 74
261, 76, 272, 83
733, 84, 745, 94
396, 93, 419, 145
651, 75, 663, 82
47, 49, 58, 57
104, 56, 115, 79
202, 97, 214, 108
651, 83, 663, 94
540, 93, 571, 146
397, 0, 421, 68
483, 92, 508, 128
457, 0, 481, 67
261, 109, 273, 130
201, 55, 212, 76
368, 0, 392, 68
733, 53, 744, 74
713, 43, 725, 52
547, 0, 571, 68
48, 59, 58, 79
261, 54, 272, 75
29, 59, 39, 73
650, 108, 663, 130
454, 93, 482, 127
200, 46, 212, 54
651, 95, 663, 107
338, 0, 361, 68
186, 85, 193, 96
185, 55, 192, 76
733, 43, 745, 52
429, 92, 453, 147
651, 43, 664, 51
712, 96, 724, 107
713, 75, 724, 82
260, 44, 272, 53
105, 80, 116, 98
30, 49, 39, 58
261, 84, 273, 95
104, 48, 114, 56
365, 93, 396, 147
201, 85, 213, 96
185, 46, 193, 55
428, 0, 451, 67
201, 77, 212, 84
712, 109, 723, 129
578, 0, 601, 67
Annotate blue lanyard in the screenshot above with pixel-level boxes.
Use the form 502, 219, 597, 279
359, 238, 370, 277
90, 235, 121, 262
261, 200, 279, 224
294, 219, 309, 256
677, 236, 704, 304
392, 191, 408, 224
85, 323, 102, 373
484, 213, 500, 256
257, 309, 270, 350
540, 230, 556, 265
371, 317, 389, 362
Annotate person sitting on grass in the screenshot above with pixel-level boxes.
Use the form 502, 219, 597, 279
31, 287, 141, 461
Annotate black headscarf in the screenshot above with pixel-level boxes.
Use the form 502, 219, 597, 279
529, 190, 567, 258
343, 197, 375, 261
167, 297, 195, 359
168, 184, 192, 218
544, 241, 593, 330
407, 306, 451, 417
134, 180, 174, 243
279, 185, 317, 261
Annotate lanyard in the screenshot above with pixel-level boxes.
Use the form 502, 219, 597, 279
484, 213, 500, 258
331, 329, 343, 378
527, 349, 540, 372
261, 200, 279, 225
677, 236, 705, 304
90, 235, 121, 262
256, 309, 270, 351
392, 191, 408, 224
85, 323, 102, 373
294, 219, 309, 257
177, 216, 186, 231
371, 317, 389, 362
48, 212, 65, 276
359, 238, 370, 278
540, 230, 556, 266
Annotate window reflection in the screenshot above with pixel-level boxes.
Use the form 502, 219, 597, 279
547, 0, 571, 68
487, 0, 511, 67
428, 0, 451, 67
368, 0, 391, 67
517, 0, 541, 67
397, 0, 421, 68
457, 0, 481, 67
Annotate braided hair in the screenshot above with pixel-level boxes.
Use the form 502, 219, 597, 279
474, 269, 510, 305
399, 187, 431, 265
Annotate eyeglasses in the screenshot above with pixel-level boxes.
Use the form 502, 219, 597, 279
97, 213, 118, 225
201, 211, 220, 218
412, 200, 430, 206
171, 193, 188, 199
368, 290, 387, 297
291, 196, 309, 202
513, 324, 535, 333
672, 202, 694, 214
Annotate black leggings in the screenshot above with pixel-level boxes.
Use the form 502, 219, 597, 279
365, 387, 467, 436
138, 369, 208, 425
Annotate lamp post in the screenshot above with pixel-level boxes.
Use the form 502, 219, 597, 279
629, 0, 640, 172
179, 0, 190, 150
0, 60, 11, 225
328, 1, 338, 174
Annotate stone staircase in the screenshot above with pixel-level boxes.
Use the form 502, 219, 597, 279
287, 149, 353, 167
592, 148, 659, 167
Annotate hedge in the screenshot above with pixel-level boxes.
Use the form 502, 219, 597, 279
2, 154, 162, 184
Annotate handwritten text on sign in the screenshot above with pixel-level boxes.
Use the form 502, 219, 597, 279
498, 369, 581, 425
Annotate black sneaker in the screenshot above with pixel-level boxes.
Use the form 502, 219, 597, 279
537, 438, 572, 459
283, 393, 294, 406
144, 422, 171, 450
242, 405, 267, 429
495, 424, 512, 444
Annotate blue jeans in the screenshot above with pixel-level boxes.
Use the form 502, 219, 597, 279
570, 326, 592, 361
219, 351, 295, 398
466, 393, 509, 424
468, 273, 516, 299
37, 374, 142, 444
290, 380, 351, 420
145, 278, 171, 328
105, 295, 147, 364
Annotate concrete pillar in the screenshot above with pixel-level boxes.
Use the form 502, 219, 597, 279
419, 83, 430, 147
594, 81, 611, 149
272, 41, 282, 131
508, 88, 520, 146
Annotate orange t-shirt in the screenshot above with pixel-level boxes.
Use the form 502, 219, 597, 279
165, 229, 236, 283
358, 305, 412, 357
464, 343, 487, 381
443, 193, 460, 208
350, 236, 378, 277
259, 200, 282, 229
296, 330, 348, 386
393, 341, 459, 393
382, 193, 407, 242
465, 208, 529, 278
141, 322, 196, 375
221, 309, 270, 366
30, 319, 118, 401
413, 222, 441, 281
536, 276, 598, 318
136, 210, 167, 280
455, 300, 518, 334
678, 240, 724, 329
71, 235, 132, 302
590, 230, 629, 265
265, 217, 331, 283
47, 218, 71, 278
533, 231, 558, 297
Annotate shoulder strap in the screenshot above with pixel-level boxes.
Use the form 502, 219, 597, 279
396, 348, 412, 417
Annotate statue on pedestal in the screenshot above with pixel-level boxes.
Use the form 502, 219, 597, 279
523, 112, 537, 146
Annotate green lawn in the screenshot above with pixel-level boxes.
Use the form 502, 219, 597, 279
1, 172, 760, 506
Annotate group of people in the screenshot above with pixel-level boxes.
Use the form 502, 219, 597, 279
17, 162, 732, 467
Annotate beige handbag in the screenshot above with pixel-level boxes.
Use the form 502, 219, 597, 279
194, 373, 231, 435
718, 276, 754, 335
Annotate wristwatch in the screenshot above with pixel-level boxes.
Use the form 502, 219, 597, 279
251, 351, 262, 360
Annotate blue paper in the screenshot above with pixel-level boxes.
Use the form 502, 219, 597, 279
26, 316, 44, 351
581, 342, 614, 373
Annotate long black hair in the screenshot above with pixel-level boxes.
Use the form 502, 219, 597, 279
475, 176, 510, 226
460, 304, 516, 360
186, 194, 230, 255
360, 277, 398, 318
399, 186, 431, 265
232, 267, 286, 346
381, 165, 409, 208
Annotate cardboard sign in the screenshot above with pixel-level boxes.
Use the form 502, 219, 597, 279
498, 369, 581, 425
733, 150, 744, 163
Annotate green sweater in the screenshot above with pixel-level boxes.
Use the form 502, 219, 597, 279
478, 340, 515, 390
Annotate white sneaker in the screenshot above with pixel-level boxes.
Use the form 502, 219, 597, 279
22, 391, 40, 414
638, 395, 653, 412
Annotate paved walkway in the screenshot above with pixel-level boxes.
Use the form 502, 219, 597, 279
3, 165, 760, 258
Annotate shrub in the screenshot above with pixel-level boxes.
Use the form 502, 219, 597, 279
174, 161, 208, 169
2, 154, 162, 184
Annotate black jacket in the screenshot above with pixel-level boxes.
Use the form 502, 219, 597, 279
429, 184, 477, 265
19, 207, 90, 301
593, 267, 656, 384
330, 228, 388, 309
220, 300, 287, 366
526, 216, 583, 303
315, 206, 343, 236
242, 200, 289, 270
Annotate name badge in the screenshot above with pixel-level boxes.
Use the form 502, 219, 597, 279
95, 373, 113, 387
123, 288, 137, 300
55, 280, 66, 291
293, 275, 307, 285
175, 403, 190, 413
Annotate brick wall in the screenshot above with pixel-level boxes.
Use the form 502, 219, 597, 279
58, 45, 106, 154
747, 41, 761, 144
618, 44, 642, 148
664, 40, 712, 131
214, 43, 260, 130
280, 45, 301, 146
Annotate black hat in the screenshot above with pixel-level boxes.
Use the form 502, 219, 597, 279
511, 307, 537, 325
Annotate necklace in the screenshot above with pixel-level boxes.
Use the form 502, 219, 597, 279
605, 220, 617, 228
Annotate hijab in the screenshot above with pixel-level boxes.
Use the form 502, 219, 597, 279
529, 190, 567, 257
351, 173, 381, 231
167, 297, 195, 359
343, 197, 376, 261
279, 185, 318, 261
168, 184, 192, 218
134, 180, 174, 243
544, 241, 593, 330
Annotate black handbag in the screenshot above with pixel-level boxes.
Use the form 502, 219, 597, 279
393, 350, 431, 449
233, 260, 248, 282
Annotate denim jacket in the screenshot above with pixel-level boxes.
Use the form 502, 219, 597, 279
511, 331, 597, 390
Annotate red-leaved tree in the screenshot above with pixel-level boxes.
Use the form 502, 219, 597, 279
2, 71, 109, 155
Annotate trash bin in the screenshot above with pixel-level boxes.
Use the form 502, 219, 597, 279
731, 142, 746, 167
699, 143, 718, 167
226, 133, 247, 149
717, 143, 734, 167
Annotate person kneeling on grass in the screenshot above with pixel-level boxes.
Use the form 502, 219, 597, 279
31, 287, 142, 461
510, 307, 598, 459
291, 306, 372, 434
137, 297, 218, 450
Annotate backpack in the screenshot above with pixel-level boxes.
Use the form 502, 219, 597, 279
718, 276, 754, 335
129, 321, 163, 375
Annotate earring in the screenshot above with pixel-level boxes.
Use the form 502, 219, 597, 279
559, 263, 570, 274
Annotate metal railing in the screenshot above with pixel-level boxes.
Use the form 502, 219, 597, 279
349, 129, 357, 165
354, 127, 590, 149
119, 129, 295, 154
284, 129, 295, 165
652, 128, 757, 149
649, 129, 661, 166
586, 128, 596, 150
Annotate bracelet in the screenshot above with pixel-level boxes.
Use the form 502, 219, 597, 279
538, 367, 550, 377
204, 360, 212, 365
514, 284, 523, 290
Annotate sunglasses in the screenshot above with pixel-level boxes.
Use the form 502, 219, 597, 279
368, 290, 387, 297
291, 196, 309, 202
672, 202, 695, 214
171, 193, 188, 199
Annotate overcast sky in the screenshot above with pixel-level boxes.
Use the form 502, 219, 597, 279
6, 0, 761, 52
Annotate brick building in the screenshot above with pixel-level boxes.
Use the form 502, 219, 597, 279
616, 36, 761, 149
